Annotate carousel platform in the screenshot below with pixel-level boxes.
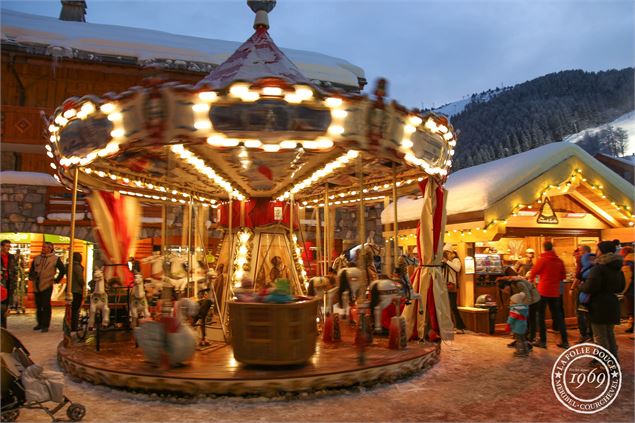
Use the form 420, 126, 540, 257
57, 325, 440, 396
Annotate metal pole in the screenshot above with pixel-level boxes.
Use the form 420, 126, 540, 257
290, 194, 295, 239
392, 164, 399, 274
64, 167, 79, 341
161, 204, 167, 254
314, 207, 323, 276
222, 195, 233, 335
357, 156, 366, 290
324, 185, 330, 274
187, 198, 193, 297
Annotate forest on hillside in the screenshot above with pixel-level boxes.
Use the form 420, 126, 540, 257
449, 68, 634, 170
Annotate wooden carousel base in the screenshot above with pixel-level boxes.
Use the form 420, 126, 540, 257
57, 325, 440, 396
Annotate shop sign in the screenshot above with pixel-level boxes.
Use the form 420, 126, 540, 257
44, 234, 71, 244
0, 233, 33, 243
537, 197, 558, 224
464, 256, 475, 274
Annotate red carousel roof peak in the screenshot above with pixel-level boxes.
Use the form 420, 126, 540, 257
197, 0, 312, 90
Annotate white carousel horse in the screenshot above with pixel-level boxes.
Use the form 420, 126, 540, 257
129, 273, 150, 327
88, 268, 110, 329
369, 278, 424, 333
134, 296, 198, 368
165, 253, 188, 293
140, 251, 164, 284
335, 267, 363, 319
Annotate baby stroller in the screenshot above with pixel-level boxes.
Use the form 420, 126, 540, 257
1, 328, 86, 422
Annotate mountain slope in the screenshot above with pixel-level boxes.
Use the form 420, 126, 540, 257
447, 69, 634, 170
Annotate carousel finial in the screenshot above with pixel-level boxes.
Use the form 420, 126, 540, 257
248, 0, 276, 29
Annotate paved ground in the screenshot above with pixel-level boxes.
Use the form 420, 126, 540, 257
3, 309, 633, 422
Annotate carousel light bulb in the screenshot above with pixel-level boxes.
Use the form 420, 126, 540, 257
63, 109, 77, 119
243, 91, 260, 102
449, 140, 457, 147
110, 128, 124, 138
325, 97, 343, 108
280, 140, 298, 149
109, 174, 117, 180
192, 103, 210, 113
347, 150, 360, 158
404, 124, 416, 134
49, 135, 58, 143
100, 103, 116, 114
229, 83, 249, 97
81, 102, 95, 114
194, 120, 212, 130
244, 139, 262, 148
328, 125, 345, 135
198, 91, 218, 102
401, 139, 414, 149
107, 112, 122, 122
409, 116, 423, 126
295, 86, 313, 100
437, 124, 448, 134
262, 144, 280, 152
332, 109, 348, 119
262, 86, 283, 96
449, 150, 455, 156
48, 124, 59, 133
54, 116, 68, 126
284, 93, 301, 104
424, 118, 437, 131
443, 132, 454, 141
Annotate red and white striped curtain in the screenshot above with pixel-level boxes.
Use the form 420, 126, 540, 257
401, 178, 454, 341
88, 191, 141, 286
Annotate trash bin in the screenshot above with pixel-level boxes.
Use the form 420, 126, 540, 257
475, 294, 498, 334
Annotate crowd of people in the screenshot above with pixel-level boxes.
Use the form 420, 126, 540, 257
498, 239, 632, 361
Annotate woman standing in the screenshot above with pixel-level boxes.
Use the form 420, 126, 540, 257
68, 252, 85, 332
580, 241, 625, 360
442, 244, 466, 333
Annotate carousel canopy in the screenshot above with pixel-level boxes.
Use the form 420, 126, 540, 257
44, 2, 457, 206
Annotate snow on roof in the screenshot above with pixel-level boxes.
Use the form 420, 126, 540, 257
1, 171, 61, 187
381, 142, 634, 224
0, 9, 365, 88
564, 110, 635, 156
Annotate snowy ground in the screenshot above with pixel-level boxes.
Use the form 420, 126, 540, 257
4, 309, 634, 422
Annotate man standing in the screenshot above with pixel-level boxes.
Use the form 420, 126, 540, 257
29, 242, 66, 332
529, 241, 569, 349
580, 241, 625, 360
1, 240, 18, 328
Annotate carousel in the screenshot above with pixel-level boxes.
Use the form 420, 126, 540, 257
50, 1, 458, 395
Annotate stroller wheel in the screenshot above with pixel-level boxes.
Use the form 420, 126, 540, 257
1, 409, 20, 422
67, 403, 86, 421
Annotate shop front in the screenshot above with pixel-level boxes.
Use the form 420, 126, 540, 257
0, 232, 94, 309
382, 143, 634, 333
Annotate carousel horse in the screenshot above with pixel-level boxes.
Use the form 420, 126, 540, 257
140, 249, 164, 284
335, 267, 363, 319
129, 273, 150, 327
165, 253, 188, 293
88, 268, 110, 329
369, 278, 424, 333
134, 291, 198, 368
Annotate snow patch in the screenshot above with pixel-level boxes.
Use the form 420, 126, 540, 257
0, 171, 61, 186
563, 110, 635, 156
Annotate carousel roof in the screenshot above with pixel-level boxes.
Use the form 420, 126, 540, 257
44, 2, 457, 205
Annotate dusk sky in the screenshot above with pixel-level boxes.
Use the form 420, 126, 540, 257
2, 0, 634, 109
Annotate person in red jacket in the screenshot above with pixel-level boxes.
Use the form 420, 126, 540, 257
528, 241, 569, 349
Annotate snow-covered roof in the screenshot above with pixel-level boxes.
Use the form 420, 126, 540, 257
382, 142, 635, 224
0, 171, 61, 187
0, 9, 365, 88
